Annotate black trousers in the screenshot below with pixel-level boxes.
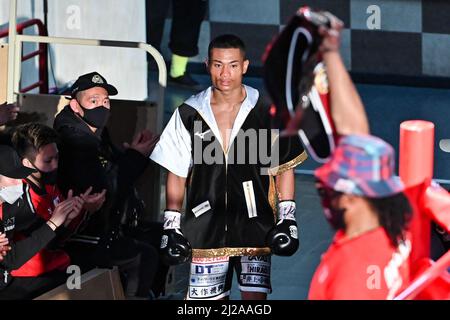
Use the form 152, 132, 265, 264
0, 271, 68, 300
146, 0, 207, 57
130, 222, 169, 298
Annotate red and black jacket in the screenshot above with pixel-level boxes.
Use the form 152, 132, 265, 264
0, 184, 56, 288
10, 181, 78, 277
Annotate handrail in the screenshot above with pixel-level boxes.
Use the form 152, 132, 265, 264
11, 34, 166, 133
0, 19, 49, 94
7, 0, 17, 103
0, 18, 47, 38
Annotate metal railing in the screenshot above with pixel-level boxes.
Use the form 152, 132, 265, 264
0, 18, 49, 94
6, 0, 166, 133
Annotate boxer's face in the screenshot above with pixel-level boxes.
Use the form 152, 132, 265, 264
207, 48, 249, 93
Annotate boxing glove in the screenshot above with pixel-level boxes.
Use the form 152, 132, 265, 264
160, 210, 192, 265
266, 200, 299, 256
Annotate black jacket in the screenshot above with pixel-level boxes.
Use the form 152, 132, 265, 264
53, 106, 149, 239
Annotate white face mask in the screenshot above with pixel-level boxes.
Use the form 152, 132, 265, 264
0, 184, 24, 204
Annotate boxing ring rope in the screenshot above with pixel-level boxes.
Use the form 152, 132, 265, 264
394, 250, 450, 300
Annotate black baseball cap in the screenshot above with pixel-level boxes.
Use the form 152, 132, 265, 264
0, 145, 37, 179
69, 71, 118, 98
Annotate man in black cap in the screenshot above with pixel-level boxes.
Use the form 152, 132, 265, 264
53, 71, 164, 298
0, 145, 84, 299
55, 71, 158, 201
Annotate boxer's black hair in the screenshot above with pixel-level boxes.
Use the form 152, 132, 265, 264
208, 34, 246, 60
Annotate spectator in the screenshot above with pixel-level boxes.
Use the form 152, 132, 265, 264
0, 145, 83, 299
10, 123, 104, 279
53, 71, 164, 298
309, 135, 412, 300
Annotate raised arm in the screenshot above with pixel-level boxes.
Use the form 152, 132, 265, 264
320, 15, 369, 136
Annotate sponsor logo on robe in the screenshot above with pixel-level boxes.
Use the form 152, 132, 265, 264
193, 121, 280, 175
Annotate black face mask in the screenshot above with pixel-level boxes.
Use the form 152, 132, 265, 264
32, 168, 58, 186
317, 186, 346, 230
30, 160, 58, 186
79, 105, 110, 129
40, 169, 58, 185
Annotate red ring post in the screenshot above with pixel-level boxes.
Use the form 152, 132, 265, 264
399, 120, 435, 265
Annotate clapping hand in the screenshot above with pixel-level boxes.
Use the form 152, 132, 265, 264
0, 102, 19, 125
123, 129, 159, 157
80, 186, 107, 213
0, 233, 10, 261
49, 190, 83, 229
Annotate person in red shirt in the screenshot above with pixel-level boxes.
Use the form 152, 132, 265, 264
11, 123, 105, 278
309, 134, 413, 300
0, 145, 82, 299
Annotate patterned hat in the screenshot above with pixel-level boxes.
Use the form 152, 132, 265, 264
315, 135, 404, 198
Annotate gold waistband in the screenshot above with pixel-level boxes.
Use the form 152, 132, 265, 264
192, 247, 272, 258
268, 150, 308, 176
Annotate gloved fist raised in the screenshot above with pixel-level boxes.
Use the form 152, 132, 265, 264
160, 210, 192, 265
266, 201, 299, 256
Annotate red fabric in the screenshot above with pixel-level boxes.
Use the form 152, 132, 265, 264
309, 227, 411, 300
26, 182, 85, 232
405, 183, 431, 266
11, 234, 70, 277
11, 183, 71, 277
28, 183, 64, 220
411, 258, 450, 300
422, 183, 450, 233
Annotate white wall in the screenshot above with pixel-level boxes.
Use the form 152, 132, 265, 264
0, 0, 148, 100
